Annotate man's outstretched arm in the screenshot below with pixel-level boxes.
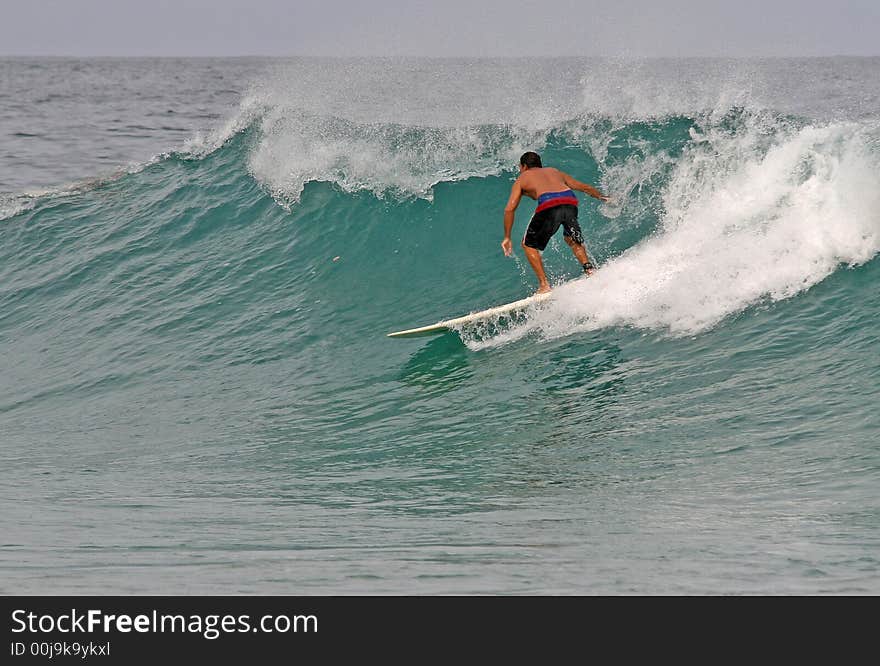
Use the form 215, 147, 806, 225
501, 181, 522, 256
561, 171, 609, 202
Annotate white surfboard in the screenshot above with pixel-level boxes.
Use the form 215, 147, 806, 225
387, 291, 553, 338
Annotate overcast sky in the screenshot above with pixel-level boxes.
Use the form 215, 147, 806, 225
2, 0, 878, 57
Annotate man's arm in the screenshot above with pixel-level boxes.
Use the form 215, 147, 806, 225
561, 171, 609, 202
501, 180, 522, 256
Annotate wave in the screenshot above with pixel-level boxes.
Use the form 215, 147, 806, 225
3, 72, 879, 350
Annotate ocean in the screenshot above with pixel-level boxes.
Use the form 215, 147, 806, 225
1, 57, 878, 594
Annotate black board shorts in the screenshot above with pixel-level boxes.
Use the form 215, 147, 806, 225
523, 204, 583, 251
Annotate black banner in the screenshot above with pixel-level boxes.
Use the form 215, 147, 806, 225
0, 595, 864, 663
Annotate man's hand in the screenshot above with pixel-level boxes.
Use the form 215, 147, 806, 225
501, 237, 513, 256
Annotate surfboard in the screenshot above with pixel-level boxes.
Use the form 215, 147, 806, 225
387, 291, 553, 338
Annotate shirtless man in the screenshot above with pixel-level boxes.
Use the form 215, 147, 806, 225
502, 151, 608, 293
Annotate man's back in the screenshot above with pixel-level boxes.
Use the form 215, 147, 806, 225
517, 167, 570, 200
502, 151, 607, 291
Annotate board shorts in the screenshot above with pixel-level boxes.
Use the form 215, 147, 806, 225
523, 190, 583, 251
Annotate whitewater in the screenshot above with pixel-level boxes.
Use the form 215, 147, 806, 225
1, 57, 878, 594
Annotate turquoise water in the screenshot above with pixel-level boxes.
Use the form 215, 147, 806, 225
1, 58, 879, 594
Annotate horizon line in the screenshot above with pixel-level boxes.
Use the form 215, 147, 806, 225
2, 53, 879, 59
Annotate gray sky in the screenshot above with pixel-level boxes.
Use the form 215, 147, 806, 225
2, 0, 878, 57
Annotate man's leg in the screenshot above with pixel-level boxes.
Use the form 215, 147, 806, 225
522, 243, 552, 294
562, 211, 596, 275
564, 235, 595, 275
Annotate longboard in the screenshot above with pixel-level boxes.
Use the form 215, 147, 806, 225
387, 291, 553, 338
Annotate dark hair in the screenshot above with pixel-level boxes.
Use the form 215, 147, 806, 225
519, 151, 542, 168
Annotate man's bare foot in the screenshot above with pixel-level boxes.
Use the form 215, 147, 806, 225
535, 284, 552, 295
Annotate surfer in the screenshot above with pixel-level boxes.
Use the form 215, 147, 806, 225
502, 151, 608, 294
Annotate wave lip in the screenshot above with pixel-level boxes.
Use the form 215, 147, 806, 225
246, 110, 550, 206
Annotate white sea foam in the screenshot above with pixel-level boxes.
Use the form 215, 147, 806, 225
230, 59, 604, 204
179, 90, 267, 159
247, 110, 546, 205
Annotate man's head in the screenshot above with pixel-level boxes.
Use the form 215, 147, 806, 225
519, 151, 542, 171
